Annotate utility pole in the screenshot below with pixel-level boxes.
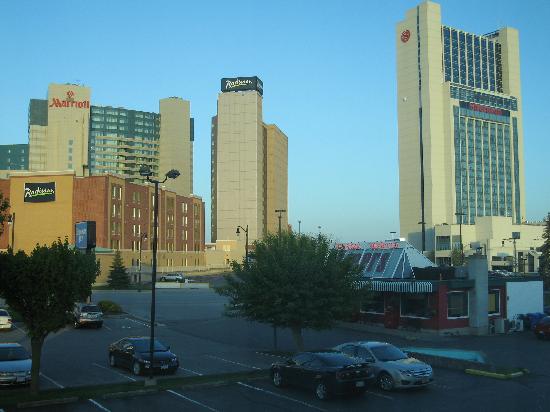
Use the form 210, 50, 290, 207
298, 220, 301, 235
275, 209, 286, 238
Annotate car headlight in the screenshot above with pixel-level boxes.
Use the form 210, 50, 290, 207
170, 357, 178, 363
27, 370, 32, 376
142, 359, 151, 364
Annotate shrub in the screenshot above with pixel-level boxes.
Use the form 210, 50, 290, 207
97, 300, 123, 314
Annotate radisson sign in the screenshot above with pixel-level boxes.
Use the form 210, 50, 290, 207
221, 76, 263, 96
24, 182, 56, 203
49, 90, 90, 109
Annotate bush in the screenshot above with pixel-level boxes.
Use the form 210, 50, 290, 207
97, 300, 123, 314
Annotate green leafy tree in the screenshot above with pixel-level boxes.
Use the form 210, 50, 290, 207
539, 212, 550, 290
0, 239, 100, 394
451, 248, 465, 266
216, 231, 367, 351
107, 250, 130, 289
0, 191, 9, 235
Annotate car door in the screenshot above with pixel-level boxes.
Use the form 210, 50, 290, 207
300, 357, 325, 390
285, 354, 313, 387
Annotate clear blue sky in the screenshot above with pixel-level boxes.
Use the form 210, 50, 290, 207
1, 0, 548, 242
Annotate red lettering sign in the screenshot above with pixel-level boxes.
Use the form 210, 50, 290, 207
468, 103, 503, 116
335, 243, 362, 250
369, 242, 400, 250
49, 90, 90, 109
401, 30, 411, 43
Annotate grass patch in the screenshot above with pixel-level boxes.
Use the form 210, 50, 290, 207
97, 300, 123, 314
0, 370, 269, 408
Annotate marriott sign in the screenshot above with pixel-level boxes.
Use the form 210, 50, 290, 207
49, 90, 90, 109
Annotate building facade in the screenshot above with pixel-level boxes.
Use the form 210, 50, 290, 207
0, 172, 205, 283
28, 84, 194, 196
0, 144, 28, 171
397, 2, 526, 253
211, 77, 288, 246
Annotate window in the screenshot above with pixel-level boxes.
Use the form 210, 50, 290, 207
376, 253, 390, 273
361, 294, 384, 314
488, 289, 500, 315
447, 291, 469, 318
401, 293, 433, 318
340, 345, 357, 357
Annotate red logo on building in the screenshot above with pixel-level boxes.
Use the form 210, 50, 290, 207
468, 103, 503, 116
49, 90, 90, 109
401, 30, 411, 43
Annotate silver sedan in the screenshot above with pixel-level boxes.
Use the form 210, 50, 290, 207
333, 341, 433, 391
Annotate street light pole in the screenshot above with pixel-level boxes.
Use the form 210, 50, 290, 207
236, 225, 249, 263
138, 232, 147, 292
140, 165, 179, 381
418, 221, 426, 253
275, 209, 286, 238
455, 211, 466, 262
7, 212, 15, 251
298, 220, 301, 235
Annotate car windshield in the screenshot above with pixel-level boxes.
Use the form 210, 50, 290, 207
0, 347, 30, 361
82, 305, 100, 312
132, 339, 167, 353
0, 310, 9, 317
318, 353, 358, 367
370, 345, 407, 361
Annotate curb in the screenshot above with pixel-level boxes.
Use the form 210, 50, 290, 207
102, 389, 159, 399
17, 397, 78, 409
465, 368, 527, 380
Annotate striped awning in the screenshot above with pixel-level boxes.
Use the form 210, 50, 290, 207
359, 280, 434, 293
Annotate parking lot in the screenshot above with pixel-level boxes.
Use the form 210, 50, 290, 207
2, 289, 550, 411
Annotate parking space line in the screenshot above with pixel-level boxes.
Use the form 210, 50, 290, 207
205, 355, 261, 370
103, 325, 112, 331
366, 390, 394, 400
92, 362, 137, 381
166, 389, 220, 412
39, 372, 64, 388
237, 382, 328, 412
179, 366, 204, 376
88, 399, 111, 412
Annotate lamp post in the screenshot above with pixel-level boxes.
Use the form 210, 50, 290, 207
275, 209, 286, 239
140, 165, 180, 381
138, 232, 148, 292
298, 220, 301, 235
236, 225, 249, 263
455, 211, 466, 262
7, 212, 15, 251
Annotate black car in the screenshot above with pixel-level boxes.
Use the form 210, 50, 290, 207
108, 337, 179, 376
270, 351, 374, 400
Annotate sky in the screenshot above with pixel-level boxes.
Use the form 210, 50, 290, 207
1, 0, 549, 243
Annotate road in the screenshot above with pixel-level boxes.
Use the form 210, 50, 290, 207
1, 289, 549, 411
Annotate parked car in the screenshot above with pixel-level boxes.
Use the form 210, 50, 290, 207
534, 316, 550, 339
74, 303, 103, 329
108, 337, 179, 376
333, 341, 433, 391
0, 343, 32, 386
270, 351, 374, 400
0, 309, 13, 331
159, 273, 185, 283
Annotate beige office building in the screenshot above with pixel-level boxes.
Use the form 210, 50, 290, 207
27, 83, 194, 196
397, 2, 526, 255
211, 77, 288, 246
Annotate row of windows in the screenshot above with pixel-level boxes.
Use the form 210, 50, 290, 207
91, 107, 158, 121
442, 26, 503, 93
450, 86, 517, 111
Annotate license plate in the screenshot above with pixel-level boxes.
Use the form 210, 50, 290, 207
160, 365, 169, 370
16, 377, 26, 382
355, 381, 365, 387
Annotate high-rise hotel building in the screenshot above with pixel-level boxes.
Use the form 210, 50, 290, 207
211, 77, 288, 244
397, 1, 525, 253
28, 83, 194, 196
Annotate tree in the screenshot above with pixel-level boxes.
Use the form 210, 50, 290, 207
539, 212, 550, 290
107, 250, 130, 289
451, 247, 464, 266
0, 239, 100, 394
0, 191, 9, 235
216, 231, 367, 351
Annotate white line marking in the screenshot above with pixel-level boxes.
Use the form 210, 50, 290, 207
237, 382, 328, 412
205, 355, 261, 370
39, 372, 64, 388
92, 362, 137, 381
179, 366, 203, 376
366, 390, 394, 400
166, 389, 220, 412
88, 399, 111, 412
103, 325, 112, 331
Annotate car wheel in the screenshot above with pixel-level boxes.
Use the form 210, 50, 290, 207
109, 354, 117, 367
132, 361, 142, 376
272, 370, 284, 387
378, 372, 394, 391
315, 381, 329, 401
